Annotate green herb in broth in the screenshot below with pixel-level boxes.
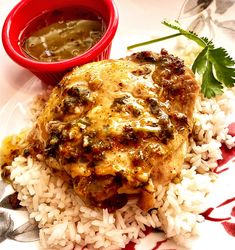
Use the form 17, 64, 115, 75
22, 19, 104, 62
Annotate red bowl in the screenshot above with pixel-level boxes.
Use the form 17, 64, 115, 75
2, 0, 118, 84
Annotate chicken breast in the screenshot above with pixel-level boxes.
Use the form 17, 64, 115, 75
27, 50, 199, 211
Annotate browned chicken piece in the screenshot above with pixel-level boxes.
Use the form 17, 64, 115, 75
27, 50, 199, 211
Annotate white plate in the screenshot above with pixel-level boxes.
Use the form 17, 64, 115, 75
0, 0, 235, 249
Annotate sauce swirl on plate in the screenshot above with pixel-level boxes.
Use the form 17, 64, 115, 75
20, 7, 105, 62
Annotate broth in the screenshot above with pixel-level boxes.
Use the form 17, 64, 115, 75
20, 7, 105, 62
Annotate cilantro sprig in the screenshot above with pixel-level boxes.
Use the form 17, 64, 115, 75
127, 20, 235, 98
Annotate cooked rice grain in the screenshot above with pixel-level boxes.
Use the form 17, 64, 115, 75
5, 150, 216, 249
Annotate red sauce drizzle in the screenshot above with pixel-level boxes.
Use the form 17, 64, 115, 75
201, 197, 235, 227
152, 239, 167, 250
123, 227, 152, 250
124, 241, 136, 250
217, 197, 235, 208
200, 207, 231, 222
231, 207, 235, 217
228, 122, 235, 137
214, 144, 235, 174
213, 166, 229, 174
222, 221, 235, 237
214, 122, 235, 173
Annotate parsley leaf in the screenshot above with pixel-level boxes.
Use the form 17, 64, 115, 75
127, 20, 235, 98
201, 61, 223, 98
192, 47, 208, 75
208, 48, 235, 88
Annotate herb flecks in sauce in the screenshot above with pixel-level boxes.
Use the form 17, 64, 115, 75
0, 132, 29, 182
21, 8, 105, 62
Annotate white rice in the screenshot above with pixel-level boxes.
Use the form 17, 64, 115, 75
5, 44, 235, 249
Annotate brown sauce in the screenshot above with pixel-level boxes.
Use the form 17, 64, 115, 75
20, 7, 105, 62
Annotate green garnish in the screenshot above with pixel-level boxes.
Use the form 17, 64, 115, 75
127, 20, 235, 98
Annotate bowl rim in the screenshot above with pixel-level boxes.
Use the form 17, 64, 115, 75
2, 0, 119, 72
